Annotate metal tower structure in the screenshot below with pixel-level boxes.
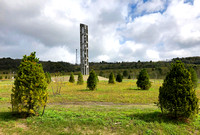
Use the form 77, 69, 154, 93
76, 49, 78, 65
80, 23, 89, 75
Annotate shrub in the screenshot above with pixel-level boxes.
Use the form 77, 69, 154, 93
45, 72, 51, 84
116, 73, 123, 82
69, 72, 75, 83
188, 67, 198, 88
123, 70, 128, 77
108, 72, 115, 84
136, 69, 151, 90
77, 72, 84, 85
87, 70, 97, 90
128, 75, 131, 79
0, 76, 2, 80
5, 76, 7, 79
11, 52, 48, 117
159, 61, 199, 118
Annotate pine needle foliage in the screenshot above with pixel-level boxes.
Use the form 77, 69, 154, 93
108, 72, 115, 84
159, 61, 199, 119
188, 67, 198, 89
69, 72, 75, 83
11, 52, 48, 117
136, 69, 151, 90
116, 73, 123, 82
77, 72, 84, 85
87, 70, 97, 90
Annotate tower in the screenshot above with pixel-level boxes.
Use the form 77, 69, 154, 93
76, 49, 78, 65
80, 23, 89, 75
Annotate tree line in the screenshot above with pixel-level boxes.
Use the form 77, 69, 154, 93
1, 57, 200, 79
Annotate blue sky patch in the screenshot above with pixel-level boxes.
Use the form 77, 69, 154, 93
127, 1, 169, 22
184, 0, 194, 5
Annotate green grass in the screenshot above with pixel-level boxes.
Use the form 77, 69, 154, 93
0, 79, 200, 134
47, 79, 162, 104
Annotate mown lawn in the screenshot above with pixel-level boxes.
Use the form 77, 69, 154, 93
0, 79, 200, 135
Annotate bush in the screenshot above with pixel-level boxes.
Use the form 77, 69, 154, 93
116, 73, 123, 82
159, 61, 199, 118
128, 75, 131, 79
0, 76, 2, 80
5, 76, 7, 79
11, 52, 48, 117
123, 70, 128, 77
136, 69, 151, 90
77, 72, 84, 85
45, 72, 51, 84
87, 70, 97, 90
69, 72, 75, 83
188, 67, 198, 88
108, 72, 115, 84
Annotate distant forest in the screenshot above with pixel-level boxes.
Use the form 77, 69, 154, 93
0, 56, 200, 79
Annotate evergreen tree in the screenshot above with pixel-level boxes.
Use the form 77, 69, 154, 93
128, 75, 131, 79
188, 67, 198, 88
69, 72, 75, 83
123, 70, 128, 77
77, 72, 84, 85
87, 70, 97, 90
159, 61, 199, 118
116, 73, 123, 82
136, 69, 151, 90
11, 52, 48, 117
108, 72, 115, 84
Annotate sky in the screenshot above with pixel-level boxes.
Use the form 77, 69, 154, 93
0, 0, 200, 63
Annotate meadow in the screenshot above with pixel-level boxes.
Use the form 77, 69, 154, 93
0, 78, 200, 135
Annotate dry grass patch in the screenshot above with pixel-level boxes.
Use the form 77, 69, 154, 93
15, 123, 29, 131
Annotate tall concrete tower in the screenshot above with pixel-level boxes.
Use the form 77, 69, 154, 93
80, 23, 89, 75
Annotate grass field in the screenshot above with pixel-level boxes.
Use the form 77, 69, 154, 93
0, 78, 200, 134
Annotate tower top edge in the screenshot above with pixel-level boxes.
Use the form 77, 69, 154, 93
80, 23, 88, 26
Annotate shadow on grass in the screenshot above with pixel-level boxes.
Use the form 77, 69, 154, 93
77, 89, 93, 92
128, 111, 183, 124
0, 111, 21, 122
125, 88, 143, 91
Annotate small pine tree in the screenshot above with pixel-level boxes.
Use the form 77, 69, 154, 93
123, 70, 128, 77
159, 61, 199, 118
87, 70, 97, 90
116, 73, 123, 82
11, 52, 48, 117
108, 72, 115, 84
188, 67, 198, 89
77, 72, 84, 85
69, 72, 75, 83
128, 75, 131, 79
45, 72, 51, 84
136, 69, 151, 90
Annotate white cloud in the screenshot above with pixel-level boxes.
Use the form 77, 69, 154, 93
0, 0, 200, 63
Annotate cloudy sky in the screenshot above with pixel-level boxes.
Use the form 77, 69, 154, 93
0, 0, 200, 63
